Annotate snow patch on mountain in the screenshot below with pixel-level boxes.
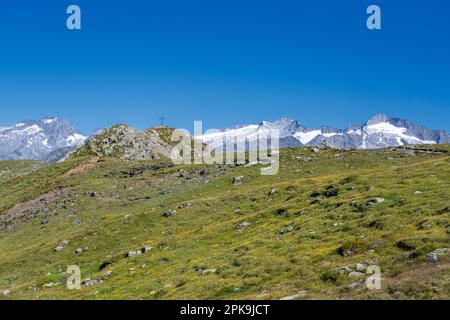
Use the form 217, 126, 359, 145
0, 117, 87, 162
199, 114, 449, 151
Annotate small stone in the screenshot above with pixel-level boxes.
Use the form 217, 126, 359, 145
268, 189, 277, 196
236, 221, 251, 230
370, 240, 384, 248
311, 148, 320, 153
348, 281, 365, 289
366, 198, 385, 206
232, 176, 245, 186
426, 253, 438, 262
413, 191, 422, 195
335, 266, 351, 274
426, 248, 448, 262
126, 251, 139, 258
42, 282, 62, 288
2, 290, 11, 296
99, 261, 113, 270
54, 245, 64, 252
280, 225, 294, 234
295, 210, 306, 216
75, 248, 83, 254
356, 264, 366, 271
162, 210, 176, 218
279, 291, 308, 300
103, 270, 113, 276
200, 269, 217, 276
348, 271, 365, 278
83, 279, 103, 288
141, 246, 152, 253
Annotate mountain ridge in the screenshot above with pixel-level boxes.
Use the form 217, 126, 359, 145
0, 114, 449, 162
200, 114, 450, 150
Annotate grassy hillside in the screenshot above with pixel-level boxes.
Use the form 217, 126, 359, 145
0, 160, 45, 184
0, 145, 449, 300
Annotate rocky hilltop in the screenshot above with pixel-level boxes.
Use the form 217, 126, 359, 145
66, 125, 186, 161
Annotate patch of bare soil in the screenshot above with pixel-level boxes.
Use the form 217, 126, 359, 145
62, 157, 100, 178
0, 189, 71, 233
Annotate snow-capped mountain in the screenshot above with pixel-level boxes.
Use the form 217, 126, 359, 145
0, 117, 86, 162
1, 114, 448, 162
199, 114, 450, 151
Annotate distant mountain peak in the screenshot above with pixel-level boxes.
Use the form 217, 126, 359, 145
0, 117, 86, 163
366, 114, 391, 125
201, 114, 449, 151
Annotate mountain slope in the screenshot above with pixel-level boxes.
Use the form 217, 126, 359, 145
0, 145, 448, 300
0, 160, 46, 184
0, 117, 86, 163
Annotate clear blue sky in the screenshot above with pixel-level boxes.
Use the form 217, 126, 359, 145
0, 0, 449, 134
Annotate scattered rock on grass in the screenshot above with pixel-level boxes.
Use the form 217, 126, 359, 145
54, 245, 64, 252
99, 261, 113, 271
232, 176, 245, 186
236, 221, 251, 230
426, 248, 448, 262
199, 269, 217, 276
279, 291, 308, 300
348, 281, 366, 289
366, 198, 385, 206
54, 240, 69, 252
348, 271, 365, 278
42, 282, 62, 288
335, 266, 351, 274
83, 278, 104, 288
280, 225, 294, 234
162, 210, 176, 218
2, 290, 11, 296
356, 264, 366, 271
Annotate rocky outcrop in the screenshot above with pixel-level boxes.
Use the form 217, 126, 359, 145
66, 125, 183, 161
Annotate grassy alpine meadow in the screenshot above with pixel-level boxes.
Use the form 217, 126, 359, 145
0, 145, 449, 300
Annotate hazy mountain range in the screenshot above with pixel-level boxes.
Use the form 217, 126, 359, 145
0, 114, 449, 162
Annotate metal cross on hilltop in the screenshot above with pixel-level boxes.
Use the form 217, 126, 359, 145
159, 116, 167, 126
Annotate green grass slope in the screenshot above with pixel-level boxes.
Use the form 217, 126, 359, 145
0, 145, 449, 300
0, 160, 45, 184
